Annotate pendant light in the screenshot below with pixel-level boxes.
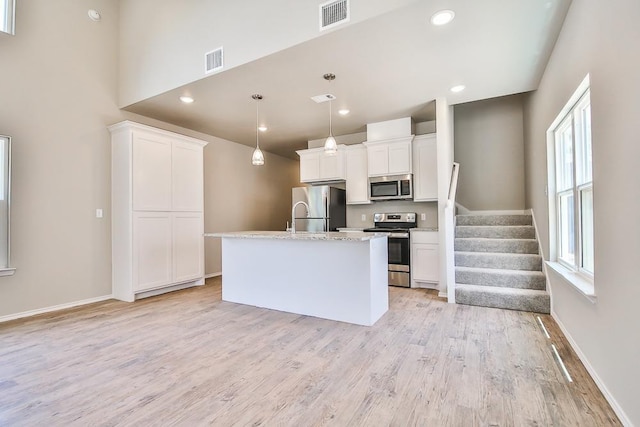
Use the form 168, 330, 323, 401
323, 73, 338, 155
251, 94, 265, 166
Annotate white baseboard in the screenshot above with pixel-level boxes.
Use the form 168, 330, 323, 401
551, 311, 632, 426
205, 272, 222, 279
0, 294, 113, 324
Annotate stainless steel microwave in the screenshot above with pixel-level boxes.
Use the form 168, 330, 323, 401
369, 174, 413, 201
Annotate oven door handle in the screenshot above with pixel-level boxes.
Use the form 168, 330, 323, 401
388, 233, 409, 238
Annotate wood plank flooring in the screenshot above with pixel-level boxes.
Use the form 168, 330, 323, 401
0, 277, 620, 426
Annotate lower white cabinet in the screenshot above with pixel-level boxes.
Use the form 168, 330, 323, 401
173, 212, 205, 283
132, 212, 204, 293
411, 230, 439, 288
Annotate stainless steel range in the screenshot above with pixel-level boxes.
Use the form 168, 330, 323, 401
363, 212, 417, 287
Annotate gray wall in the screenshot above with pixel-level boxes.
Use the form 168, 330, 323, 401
347, 202, 438, 229
454, 95, 525, 211
523, 0, 640, 424
0, 1, 298, 318
117, 0, 416, 106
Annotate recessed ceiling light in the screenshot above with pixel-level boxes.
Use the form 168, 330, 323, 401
431, 10, 455, 26
450, 85, 466, 93
338, 109, 350, 116
88, 9, 101, 21
258, 126, 268, 132
179, 96, 194, 104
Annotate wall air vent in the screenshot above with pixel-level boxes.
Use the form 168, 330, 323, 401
205, 47, 224, 74
320, 0, 350, 31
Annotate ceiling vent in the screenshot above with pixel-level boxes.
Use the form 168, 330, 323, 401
320, 0, 350, 31
311, 94, 336, 103
205, 47, 224, 74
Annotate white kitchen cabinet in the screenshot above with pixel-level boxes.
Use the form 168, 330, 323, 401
109, 121, 208, 302
411, 230, 439, 289
173, 212, 205, 283
172, 141, 205, 211
296, 146, 346, 183
132, 133, 172, 211
363, 136, 413, 177
344, 144, 370, 204
412, 134, 438, 201
133, 212, 173, 291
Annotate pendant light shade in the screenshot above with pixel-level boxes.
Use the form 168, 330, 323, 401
251, 94, 265, 166
323, 73, 338, 155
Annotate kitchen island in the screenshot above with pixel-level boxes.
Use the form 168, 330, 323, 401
206, 231, 388, 326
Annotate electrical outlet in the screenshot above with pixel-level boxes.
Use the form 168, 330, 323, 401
421, 213, 426, 221
361, 214, 366, 221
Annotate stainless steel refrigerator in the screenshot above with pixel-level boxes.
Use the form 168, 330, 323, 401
292, 186, 346, 232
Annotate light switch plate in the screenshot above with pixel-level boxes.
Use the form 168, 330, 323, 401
421, 213, 426, 221
361, 214, 366, 221
96, 208, 103, 218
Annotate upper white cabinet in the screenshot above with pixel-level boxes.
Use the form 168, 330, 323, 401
132, 133, 172, 211
109, 121, 207, 302
412, 134, 438, 202
363, 136, 413, 177
344, 144, 370, 204
297, 146, 346, 183
172, 141, 205, 211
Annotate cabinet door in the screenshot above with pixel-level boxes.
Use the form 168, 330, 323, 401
172, 141, 203, 211
413, 135, 438, 201
367, 145, 389, 176
132, 133, 172, 211
411, 243, 439, 283
173, 212, 204, 283
133, 212, 173, 291
319, 151, 345, 180
299, 153, 320, 182
345, 146, 370, 204
388, 141, 412, 175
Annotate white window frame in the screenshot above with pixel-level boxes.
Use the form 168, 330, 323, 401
546, 74, 594, 298
0, 0, 16, 35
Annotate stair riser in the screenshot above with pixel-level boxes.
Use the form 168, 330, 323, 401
455, 269, 546, 290
455, 288, 550, 314
456, 215, 532, 226
454, 239, 539, 254
456, 226, 535, 239
455, 253, 542, 271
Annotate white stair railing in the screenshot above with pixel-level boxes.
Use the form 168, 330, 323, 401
444, 162, 460, 303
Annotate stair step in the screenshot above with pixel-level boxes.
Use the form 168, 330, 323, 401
456, 214, 532, 226
455, 225, 535, 239
455, 284, 550, 314
454, 238, 539, 254
455, 266, 546, 290
455, 251, 542, 271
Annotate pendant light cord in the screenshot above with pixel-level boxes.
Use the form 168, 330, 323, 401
329, 98, 333, 137
255, 99, 260, 149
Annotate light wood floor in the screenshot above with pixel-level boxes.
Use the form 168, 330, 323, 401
0, 277, 620, 426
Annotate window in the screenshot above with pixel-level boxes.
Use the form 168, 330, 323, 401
548, 75, 593, 284
0, 135, 13, 275
1, 0, 15, 35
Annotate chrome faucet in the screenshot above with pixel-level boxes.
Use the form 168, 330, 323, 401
291, 201, 310, 233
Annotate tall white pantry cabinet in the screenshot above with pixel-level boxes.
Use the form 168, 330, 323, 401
109, 121, 208, 302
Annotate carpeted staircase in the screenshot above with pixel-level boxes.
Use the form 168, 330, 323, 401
454, 212, 550, 314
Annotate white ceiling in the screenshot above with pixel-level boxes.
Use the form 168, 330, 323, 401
123, 0, 571, 159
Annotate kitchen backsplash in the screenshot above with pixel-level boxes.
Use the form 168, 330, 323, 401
347, 201, 438, 229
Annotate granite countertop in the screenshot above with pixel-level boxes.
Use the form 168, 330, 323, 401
411, 227, 439, 232
205, 231, 387, 241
